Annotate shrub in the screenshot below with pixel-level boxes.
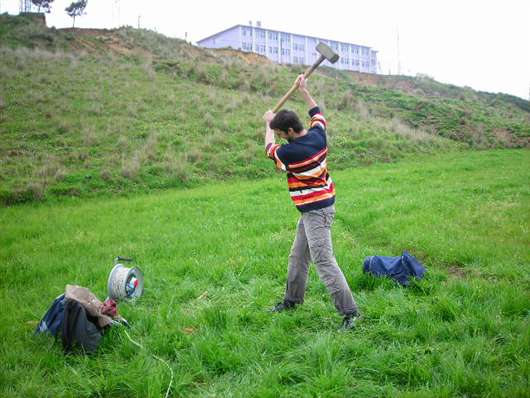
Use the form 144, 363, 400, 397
27, 180, 45, 200
36, 157, 59, 179
100, 168, 112, 181
121, 151, 141, 179
338, 91, 354, 111
54, 167, 67, 182
82, 125, 96, 146
143, 132, 159, 161
164, 150, 190, 182
0, 186, 34, 205
141, 61, 156, 81
354, 100, 371, 119
203, 112, 216, 129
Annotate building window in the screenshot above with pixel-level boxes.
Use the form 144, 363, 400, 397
257, 44, 265, 53
269, 46, 278, 54
293, 43, 305, 51
269, 32, 278, 41
242, 42, 252, 51
293, 56, 306, 64
281, 48, 290, 56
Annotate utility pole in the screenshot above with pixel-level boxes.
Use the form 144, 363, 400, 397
137, 15, 141, 29
396, 27, 401, 75
112, 0, 120, 27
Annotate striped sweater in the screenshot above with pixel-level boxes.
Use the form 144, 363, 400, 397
266, 106, 335, 212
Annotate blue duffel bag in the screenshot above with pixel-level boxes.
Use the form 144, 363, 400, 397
363, 251, 426, 286
35, 294, 65, 337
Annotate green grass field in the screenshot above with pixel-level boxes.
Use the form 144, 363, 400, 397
1, 150, 529, 397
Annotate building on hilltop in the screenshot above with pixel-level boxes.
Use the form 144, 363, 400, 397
197, 22, 378, 74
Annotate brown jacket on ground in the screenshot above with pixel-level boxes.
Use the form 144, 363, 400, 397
65, 285, 113, 328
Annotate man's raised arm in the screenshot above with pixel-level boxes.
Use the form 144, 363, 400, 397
296, 75, 317, 110
263, 110, 276, 149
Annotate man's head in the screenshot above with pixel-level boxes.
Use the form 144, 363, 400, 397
270, 110, 304, 141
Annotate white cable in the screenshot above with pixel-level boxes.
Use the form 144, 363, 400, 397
108, 264, 144, 300
122, 328, 174, 398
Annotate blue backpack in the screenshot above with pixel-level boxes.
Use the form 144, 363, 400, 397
35, 294, 65, 337
363, 251, 426, 286
35, 294, 104, 354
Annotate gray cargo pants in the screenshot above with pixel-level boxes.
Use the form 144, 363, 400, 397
284, 205, 359, 316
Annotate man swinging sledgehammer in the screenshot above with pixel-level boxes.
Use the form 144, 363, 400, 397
263, 74, 361, 330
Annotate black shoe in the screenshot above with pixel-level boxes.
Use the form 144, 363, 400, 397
270, 300, 297, 313
340, 313, 361, 330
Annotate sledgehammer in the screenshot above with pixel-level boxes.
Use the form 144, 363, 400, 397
272, 42, 339, 113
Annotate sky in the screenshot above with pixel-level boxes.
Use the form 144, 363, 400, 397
3, 0, 529, 99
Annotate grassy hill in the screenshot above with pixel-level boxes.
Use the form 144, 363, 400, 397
0, 13, 529, 205
1, 149, 528, 397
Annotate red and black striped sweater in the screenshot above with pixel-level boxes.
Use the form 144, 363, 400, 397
266, 106, 335, 212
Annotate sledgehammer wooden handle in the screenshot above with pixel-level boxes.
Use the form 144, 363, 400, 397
272, 54, 325, 113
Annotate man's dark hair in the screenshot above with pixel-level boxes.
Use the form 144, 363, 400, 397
270, 110, 304, 134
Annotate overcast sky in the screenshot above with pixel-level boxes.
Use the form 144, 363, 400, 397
3, 0, 529, 99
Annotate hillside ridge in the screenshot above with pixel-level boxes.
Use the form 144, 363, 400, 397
0, 13, 529, 205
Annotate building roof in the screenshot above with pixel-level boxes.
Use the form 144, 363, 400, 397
197, 24, 241, 44
197, 24, 377, 52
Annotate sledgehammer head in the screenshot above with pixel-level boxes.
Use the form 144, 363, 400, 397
316, 42, 339, 64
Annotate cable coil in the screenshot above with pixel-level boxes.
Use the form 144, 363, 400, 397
107, 258, 144, 300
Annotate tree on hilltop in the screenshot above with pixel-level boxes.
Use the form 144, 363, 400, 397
31, 0, 54, 13
65, 0, 87, 28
